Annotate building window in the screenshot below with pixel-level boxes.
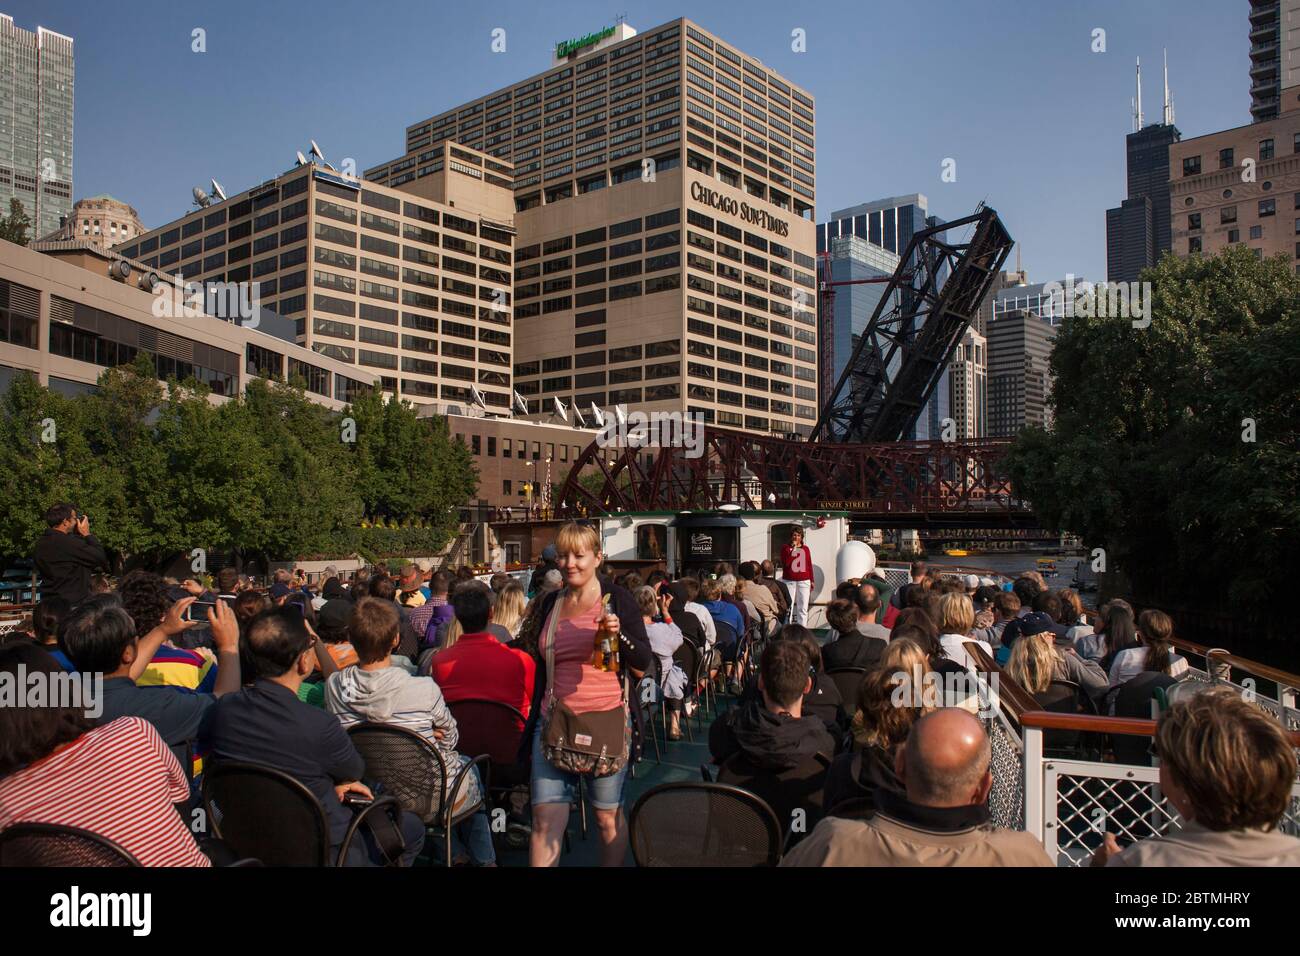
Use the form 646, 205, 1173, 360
1260, 138, 1275, 161
1259, 198, 1276, 217
1219, 147, 1234, 169
1188, 237, 1201, 253
1250, 225, 1262, 240
1227, 229, 1240, 244
503, 480, 512, 495
488, 437, 496, 457
1181, 156, 1200, 176
1220, 206, 1237, 225
1187, 213, 1200, 230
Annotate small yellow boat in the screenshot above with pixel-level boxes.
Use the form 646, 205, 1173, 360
945, 549, 969, 557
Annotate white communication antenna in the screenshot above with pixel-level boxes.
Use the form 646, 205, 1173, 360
572, 404, 587, 428
470, 386, 488, 411
590, 403, 606, 427
192, 186, 211, 208
613, 404, 627, 426
513, 390, 529, 416
552, 397, 568, 421
210, 179, 227, 202
295, 150, 309, 166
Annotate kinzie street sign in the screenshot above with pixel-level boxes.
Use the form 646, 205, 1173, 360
690, 180, 790, 236
556, 26, 615, 59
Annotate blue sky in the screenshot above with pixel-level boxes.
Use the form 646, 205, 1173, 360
16, 0, 1246, 282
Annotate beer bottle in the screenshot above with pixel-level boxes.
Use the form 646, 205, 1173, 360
590, 593, 613, 670
601, 593, 618, 672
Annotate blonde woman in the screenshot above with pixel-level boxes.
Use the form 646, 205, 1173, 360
1005, 611, 1108, 702
493, 582, 527, 640
822, 638, 934, 813
525, 523, 650, 867
936, 592, 993, 671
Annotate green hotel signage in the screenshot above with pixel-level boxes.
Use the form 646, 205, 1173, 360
556, 26, 616, 59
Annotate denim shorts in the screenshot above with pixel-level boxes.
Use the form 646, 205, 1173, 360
530, 713, 630, 812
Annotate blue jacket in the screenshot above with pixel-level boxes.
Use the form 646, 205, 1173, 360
701, 599, 744, 641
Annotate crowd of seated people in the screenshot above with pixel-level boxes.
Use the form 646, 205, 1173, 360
1, 514, 1295, 869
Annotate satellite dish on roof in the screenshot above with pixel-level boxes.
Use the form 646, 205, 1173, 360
310, 140, 325, 162
192, 186, 211, 208
573, 405, 587, 428
513, 390, 529, 416
613, 404, 627, 427
590, 403, 605, 428
211, 179, 227, 202
295, 150, 308, 166
470, 386, 488, 411
552, 397, 568, 422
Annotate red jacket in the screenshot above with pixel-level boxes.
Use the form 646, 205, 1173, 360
427, 632, 537, 719
780, 544, 814, 582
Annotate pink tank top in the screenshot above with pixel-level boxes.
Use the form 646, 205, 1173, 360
543, 599, 623, 715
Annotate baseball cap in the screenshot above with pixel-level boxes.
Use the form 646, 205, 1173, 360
1019, 611, 1056, 637
963, 574, 979, 590
541, 544, 558, 561
269, 583, 292, 600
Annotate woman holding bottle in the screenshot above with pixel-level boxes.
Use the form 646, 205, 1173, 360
519, 522, 649, 866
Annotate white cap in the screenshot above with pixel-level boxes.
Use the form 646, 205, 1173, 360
963, 574, 980, 589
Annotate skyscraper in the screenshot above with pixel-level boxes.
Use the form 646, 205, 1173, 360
1105, 56, 1179, 284
1249, 0, 1300, 123
986, 309, 1055, 438
946, 326, 986, 440
366, 18, 819, 437
0, 15, 73, 239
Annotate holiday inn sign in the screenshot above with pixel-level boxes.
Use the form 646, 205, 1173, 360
556, 26, 616, 59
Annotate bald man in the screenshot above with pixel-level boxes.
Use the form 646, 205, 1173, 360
781, 709, 1052, 866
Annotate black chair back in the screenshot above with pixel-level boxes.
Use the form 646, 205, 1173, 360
347, 722, 449, 825
1113, 672, 1180, 765
629, 782, 783, 867
714, 620, 739, 647
825, 667, 869, 706
202, 761, 331, 866
0, 823, 141, 867
1035, 679, 1085, 755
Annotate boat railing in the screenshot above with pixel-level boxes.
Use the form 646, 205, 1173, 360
964, 642, 1300, 866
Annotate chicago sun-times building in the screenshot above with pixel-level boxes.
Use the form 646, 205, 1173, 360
366, 17, 820, 437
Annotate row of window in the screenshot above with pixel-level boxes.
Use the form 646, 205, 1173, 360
1181, 133, 1297, 176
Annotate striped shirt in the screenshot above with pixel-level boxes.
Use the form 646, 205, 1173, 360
0, 716, 209, 867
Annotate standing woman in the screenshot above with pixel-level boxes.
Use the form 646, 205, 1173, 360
780, 527, 814, 625
525, 522, 650, 866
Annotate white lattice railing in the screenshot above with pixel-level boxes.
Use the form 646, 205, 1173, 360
965, 641, 1300, 866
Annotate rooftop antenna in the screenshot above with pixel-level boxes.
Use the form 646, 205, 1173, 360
590, 403, 606, 428
210, 179, 227, 202
295, 150, 308, 166
1135, 57, 1144, 130
572, 404, 587, 428
552, 396, 568, 422
192, 186, 211, 208
1163, 48, 1174, 125
1015, 242, 1022, 277
513, 390, 529, 416
470, 386, 488, 412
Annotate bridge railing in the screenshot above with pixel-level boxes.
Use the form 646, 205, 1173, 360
964, 642, 1300, 866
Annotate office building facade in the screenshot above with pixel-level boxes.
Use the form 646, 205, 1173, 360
0, 15, 73, 240
366, 18, 820, 436
1169, 101, 1300, 268
0, 238, 370, 406
986, 308, 1056, 438
817, 233, 898, 409
946, 326, 986, 440
974, 268, 1027, 336
117, 142, 518, 410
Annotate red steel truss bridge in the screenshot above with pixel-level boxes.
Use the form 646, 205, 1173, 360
554, 206, 1035, 527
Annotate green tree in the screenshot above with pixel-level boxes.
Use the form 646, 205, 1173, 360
0, 198, 32, 246
1004, 246, 1300, 636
